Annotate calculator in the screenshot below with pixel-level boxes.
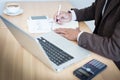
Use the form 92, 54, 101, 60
73, 59, 107, 80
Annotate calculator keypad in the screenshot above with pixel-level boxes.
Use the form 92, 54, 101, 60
83, 59, 106, 74
73, 59, 107, 80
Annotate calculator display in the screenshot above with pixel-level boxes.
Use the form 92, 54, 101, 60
79, 69, 90, 77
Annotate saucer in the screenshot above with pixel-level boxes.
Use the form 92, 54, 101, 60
3, 9, 23, 16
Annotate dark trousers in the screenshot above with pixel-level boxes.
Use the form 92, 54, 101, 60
114, 61, 120, 70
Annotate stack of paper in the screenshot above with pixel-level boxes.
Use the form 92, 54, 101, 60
27, 18, 78, 33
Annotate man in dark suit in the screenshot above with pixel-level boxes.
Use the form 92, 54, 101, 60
54, 0, 120, 70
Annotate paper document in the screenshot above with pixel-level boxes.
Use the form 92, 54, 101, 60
27, 18, 79, 33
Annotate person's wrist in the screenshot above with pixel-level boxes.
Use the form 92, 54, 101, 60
77, 31, 84, 42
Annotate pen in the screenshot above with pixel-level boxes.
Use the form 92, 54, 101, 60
57, 4, 61, 15
56, 4, 61, 22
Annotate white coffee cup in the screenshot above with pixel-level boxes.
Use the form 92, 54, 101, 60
6, 3, 20, 14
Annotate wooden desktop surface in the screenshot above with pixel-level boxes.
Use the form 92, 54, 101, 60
0, 1, 120, 80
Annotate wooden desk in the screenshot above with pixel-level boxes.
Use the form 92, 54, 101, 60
0, 1, 120, 80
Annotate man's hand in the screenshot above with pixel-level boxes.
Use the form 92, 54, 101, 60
54, 11, 72, 25
54, 28, 81, 41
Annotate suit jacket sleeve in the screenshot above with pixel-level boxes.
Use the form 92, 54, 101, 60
71, 1, 96, 21
78, 21, 120, 61
72, 0, 120, 61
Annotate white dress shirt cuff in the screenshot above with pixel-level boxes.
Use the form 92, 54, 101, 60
77, 31, 84, 42
69, 10, 77, 21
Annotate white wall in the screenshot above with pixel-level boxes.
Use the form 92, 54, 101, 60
69, 0, 95, 9
69, 0, 95, 31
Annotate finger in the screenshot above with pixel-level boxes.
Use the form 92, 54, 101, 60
60, 33, 70, 40
57, 20, 63, 25
54, 31, 66, 37
55, 28, 68, 32
54, 28, 67, 34
53, 12, 62, 23
53, 12, 58, 21
59, 33, 66, 37
54, 30, 65, 34
57, 13, 68, 20
58, 33, 68, 39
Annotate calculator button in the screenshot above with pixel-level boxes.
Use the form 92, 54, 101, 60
86, 68, 91, 72
82, 66, 95, 75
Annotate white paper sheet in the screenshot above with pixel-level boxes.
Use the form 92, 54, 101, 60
27, 18, 79, 33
